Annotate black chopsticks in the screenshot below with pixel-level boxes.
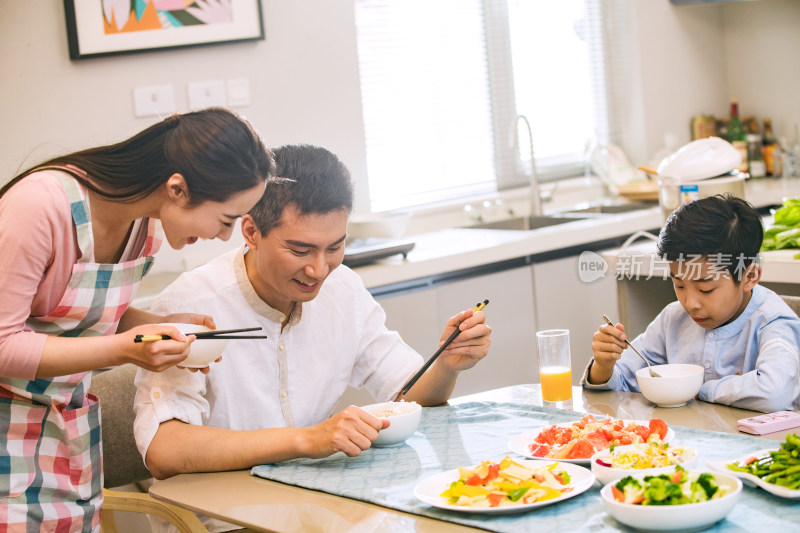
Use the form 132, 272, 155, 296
399, 299, 488, 396
134, 327, 267, 343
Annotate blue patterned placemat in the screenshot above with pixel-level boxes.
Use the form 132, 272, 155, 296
251, 402, 800, 532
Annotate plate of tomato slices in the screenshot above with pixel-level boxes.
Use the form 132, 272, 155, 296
508, 415, 673, 464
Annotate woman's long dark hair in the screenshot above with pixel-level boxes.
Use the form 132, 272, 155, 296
1, 107, 273, 205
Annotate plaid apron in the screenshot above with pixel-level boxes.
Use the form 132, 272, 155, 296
0, 173, 161, 532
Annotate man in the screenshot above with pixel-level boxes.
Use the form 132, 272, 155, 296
132, 144, 492, 531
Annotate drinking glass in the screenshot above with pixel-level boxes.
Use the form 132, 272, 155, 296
536, 329, 573, 403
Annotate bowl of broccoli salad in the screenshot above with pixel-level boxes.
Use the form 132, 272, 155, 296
600, 465, 742, 531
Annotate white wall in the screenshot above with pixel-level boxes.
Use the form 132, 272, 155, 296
0, 1, 371, 211
2, 0, 799, 219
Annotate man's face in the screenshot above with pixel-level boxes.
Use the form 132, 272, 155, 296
246, 205, 348, 314
668, 256, 756, 330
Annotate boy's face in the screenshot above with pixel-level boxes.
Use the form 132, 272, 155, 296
242, 205, 348, 315
668, 257, 759, 330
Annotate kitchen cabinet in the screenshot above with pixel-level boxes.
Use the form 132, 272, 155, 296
334, 262, 538, 410
434, 264, 538, 398
532, 254, 619, 384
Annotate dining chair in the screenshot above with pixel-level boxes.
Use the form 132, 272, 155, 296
89, 364, 208, 533
780, 295, 800, 317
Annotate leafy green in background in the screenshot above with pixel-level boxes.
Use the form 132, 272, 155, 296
761, 198, 800, 259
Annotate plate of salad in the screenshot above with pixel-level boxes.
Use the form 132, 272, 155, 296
413, 456, 595, 514
707, 433, 800, 499
508, 414, 673, 464
600, 466, 742, 531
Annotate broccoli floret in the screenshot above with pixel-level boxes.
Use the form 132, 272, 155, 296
615, 476, 645, 503
696, 473, 719, 499
616, 476, 642, 491
642, 476, 685, 505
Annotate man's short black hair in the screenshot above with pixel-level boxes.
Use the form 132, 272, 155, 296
657, 194, 763, 282
248, 144, 354, 234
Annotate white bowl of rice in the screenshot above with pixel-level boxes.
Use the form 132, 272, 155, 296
361, 401, 422, 447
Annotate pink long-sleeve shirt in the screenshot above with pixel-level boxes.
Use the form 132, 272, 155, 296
0, 170, 148, 379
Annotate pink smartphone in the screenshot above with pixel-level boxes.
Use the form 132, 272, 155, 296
737, 411, 800, 435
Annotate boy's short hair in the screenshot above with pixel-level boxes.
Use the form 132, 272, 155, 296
656, 194, 763, 282
248, 144, 354, 234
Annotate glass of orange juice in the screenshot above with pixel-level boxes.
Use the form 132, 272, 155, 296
536, 329, 572, 404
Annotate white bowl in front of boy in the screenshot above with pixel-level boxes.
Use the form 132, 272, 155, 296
361, 401, 422, 447
636, 364, 703, 408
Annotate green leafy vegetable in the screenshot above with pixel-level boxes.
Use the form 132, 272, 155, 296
762, 199, 800, 252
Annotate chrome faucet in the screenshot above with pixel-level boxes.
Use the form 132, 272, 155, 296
512, 114, 542, 217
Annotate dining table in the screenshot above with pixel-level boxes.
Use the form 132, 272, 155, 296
148, 385, 799, 532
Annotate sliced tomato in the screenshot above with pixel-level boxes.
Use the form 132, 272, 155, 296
617, 435, 633, 445
529, 444, 550, 457
484, 463, 500, 482
566, 438, 596, 459
585, 432, 610, 453
465, 474, 482, 486
488, 493, 505, 507
649, 418, 668, 440
630, 424, 651, 442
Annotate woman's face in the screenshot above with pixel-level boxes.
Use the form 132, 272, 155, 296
160, 180, 266, 249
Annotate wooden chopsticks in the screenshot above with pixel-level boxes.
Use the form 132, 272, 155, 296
134, 327, 267, 343
399, 299, 489, 396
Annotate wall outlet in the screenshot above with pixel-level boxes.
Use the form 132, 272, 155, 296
132, 84, 175, 118
187, 80, 226, 111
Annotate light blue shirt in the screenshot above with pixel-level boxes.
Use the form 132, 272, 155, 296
582, 285, 800, 412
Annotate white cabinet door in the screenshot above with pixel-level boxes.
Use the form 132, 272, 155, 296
532, 255, 618, 384
334, 287, 439, 411
376, 287, 440, 356
435, 265, 538, 397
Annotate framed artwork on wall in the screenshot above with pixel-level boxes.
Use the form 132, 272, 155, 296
64, 0, 264, 60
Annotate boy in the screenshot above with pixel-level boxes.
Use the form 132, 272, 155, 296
583, 194, 800, 413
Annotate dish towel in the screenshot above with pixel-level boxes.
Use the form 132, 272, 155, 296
251, 401, 799, 532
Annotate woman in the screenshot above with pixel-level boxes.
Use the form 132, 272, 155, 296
0, 107, 272, 531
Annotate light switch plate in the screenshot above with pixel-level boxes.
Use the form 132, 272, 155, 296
133, 85, 175, 118
226, 78, 251, 107
188, 80, 226, 111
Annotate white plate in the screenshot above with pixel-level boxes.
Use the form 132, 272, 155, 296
413, 459, 595, 514
508, 419, 675, 464
707, 448, 800, 499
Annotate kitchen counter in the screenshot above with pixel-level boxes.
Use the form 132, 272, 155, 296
353, 178, 800, 290
132, 178, 800, 308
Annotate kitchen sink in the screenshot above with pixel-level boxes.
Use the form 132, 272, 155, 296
465, 215, 588, 231
558, 201, 655, 215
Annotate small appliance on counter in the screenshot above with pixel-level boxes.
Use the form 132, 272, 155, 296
343, 237, 416, 267
656, 137, 747, 220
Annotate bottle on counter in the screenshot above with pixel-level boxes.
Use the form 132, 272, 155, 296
762, 118, 780, 176
726, 99, 749, 173
747, 134, 766, 178
783, 124, 800, 178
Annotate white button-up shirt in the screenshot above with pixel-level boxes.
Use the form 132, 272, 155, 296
133, 247, 423, 464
